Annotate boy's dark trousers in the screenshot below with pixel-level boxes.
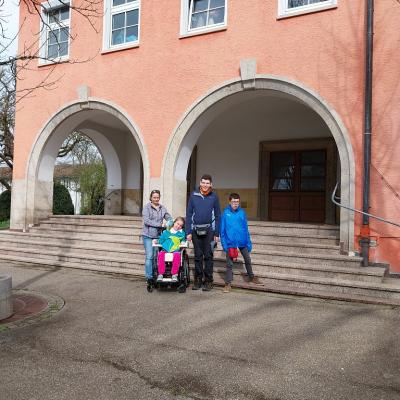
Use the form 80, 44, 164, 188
225, 247, 254, 283
192, 229, 214, 282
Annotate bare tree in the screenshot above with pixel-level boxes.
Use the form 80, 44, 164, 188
0, 0, 101, 102
0, 0, 102, 188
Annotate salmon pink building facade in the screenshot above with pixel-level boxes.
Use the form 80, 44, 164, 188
12, 1, 400, 271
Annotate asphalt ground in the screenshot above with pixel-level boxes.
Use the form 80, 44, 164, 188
0, 262, 399, 400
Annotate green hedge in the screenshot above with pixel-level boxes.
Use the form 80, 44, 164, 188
53, 182, 74, 215
0, 190, 11, 222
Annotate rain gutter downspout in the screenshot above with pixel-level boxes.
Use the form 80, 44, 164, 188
361, 0, 374, 267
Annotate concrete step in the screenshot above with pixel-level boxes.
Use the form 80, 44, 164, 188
246, 223, 339, 237
211, 249, 362, 269
2, 254, 144, 277
251, 234, 339, 246
0, 244, 142, 270
248, 240, 340, 255
0, 231, 135, 249
0, 237, 381, 284
0, 235, 138, 257
38, 221, 138, 234
212, 260, 384, 284
38, 218, 340, 239
2, 253, 399, 306
0, 230, 340, 257
212, 275, 400, 306
212, 268, 400, 301
27, 227, 140, 241
47, 215, 142, 225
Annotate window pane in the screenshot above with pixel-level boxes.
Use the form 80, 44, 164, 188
193, 0, 208, 12
60, 27, 69, 42
301, 178, 325, 191
301, 165, 325, 177
126, 26, 138, 42
271, 152, 295, 167
288, 0, 327, 8
272, 165, 294, 178
60, 7, 69, 20
210, 0, 225, 8
273, 179, 293, 191
112, 28, 125, 45
48, 29, 59, 45
48, 10, 58, 24
59, 42, 68, 56
126, 9, 138, 26
209, 7, 224, 25
113, 0, 125, 6
47, 44, 58, 58
191, 11, 207, 29
112, 13, 125, 29
301, 150, 325, 164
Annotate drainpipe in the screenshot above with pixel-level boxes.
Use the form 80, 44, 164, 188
361, 0, 374, 267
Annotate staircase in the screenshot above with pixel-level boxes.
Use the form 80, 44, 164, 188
1, 215, 400, 305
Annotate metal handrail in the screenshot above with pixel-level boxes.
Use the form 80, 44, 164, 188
372, 163, 400, 202
331, 182, 400, 229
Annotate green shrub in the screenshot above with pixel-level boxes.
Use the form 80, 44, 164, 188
53, 182, 74, 215
0, 190, 11, 222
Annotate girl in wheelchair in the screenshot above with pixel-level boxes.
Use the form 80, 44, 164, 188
153, 217, 186, 282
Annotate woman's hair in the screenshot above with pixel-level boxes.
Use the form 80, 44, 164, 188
174, 216, 185, 227
149, 189, 161, 200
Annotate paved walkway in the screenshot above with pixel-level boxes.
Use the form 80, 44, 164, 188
0, 261, 399, 400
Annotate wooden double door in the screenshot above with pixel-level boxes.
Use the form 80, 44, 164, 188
259, 139, 337, 224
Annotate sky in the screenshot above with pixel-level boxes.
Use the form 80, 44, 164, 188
1, 0, 20, 58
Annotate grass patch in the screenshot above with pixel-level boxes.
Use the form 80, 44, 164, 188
0, 220, 9, 230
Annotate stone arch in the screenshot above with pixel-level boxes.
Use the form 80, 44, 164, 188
11, 99, 149, 228
162, 76, 355, 252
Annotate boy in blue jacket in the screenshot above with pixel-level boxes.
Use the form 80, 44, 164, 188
220, 193, 260, 292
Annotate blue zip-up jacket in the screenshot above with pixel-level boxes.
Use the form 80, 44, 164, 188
186, 189, 221, 235
220, 205, 252, 252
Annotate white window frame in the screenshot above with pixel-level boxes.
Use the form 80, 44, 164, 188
277, 0, 338, 19
103, 0, 140, 53
180, 0, 227, 38
39, 0, 71, 65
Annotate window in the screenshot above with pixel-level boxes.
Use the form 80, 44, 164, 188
181, 0, 227, 37
278, 0, 337, 19
103, 0, 140, 52
39, 1, 70, 64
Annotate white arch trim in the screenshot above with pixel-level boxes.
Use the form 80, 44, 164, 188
162, 75, 355, 252
11, 98, 149, 229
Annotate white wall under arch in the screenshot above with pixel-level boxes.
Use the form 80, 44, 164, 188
162, 76, 355, 252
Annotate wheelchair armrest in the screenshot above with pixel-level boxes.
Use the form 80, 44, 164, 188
152, 243, 162, 248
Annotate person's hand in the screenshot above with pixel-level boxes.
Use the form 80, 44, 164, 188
152, 239, 157, 245
214, 236, 219, 243
187, 234, 192, 242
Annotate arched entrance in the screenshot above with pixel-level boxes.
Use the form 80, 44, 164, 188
11, 99, 149, 229
162, 76, 355, 252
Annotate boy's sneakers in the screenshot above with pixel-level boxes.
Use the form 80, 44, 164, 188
171, 274, 178, 282
248, 275, 262, 284
222, 283, 231, 293
202, 281, 213, 291
157, 274, 163, 282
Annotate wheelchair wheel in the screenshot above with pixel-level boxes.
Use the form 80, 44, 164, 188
182, 251, 190, 287
152, 247, 159, 282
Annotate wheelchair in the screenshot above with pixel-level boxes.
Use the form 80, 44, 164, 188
147, 241, 190, 293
